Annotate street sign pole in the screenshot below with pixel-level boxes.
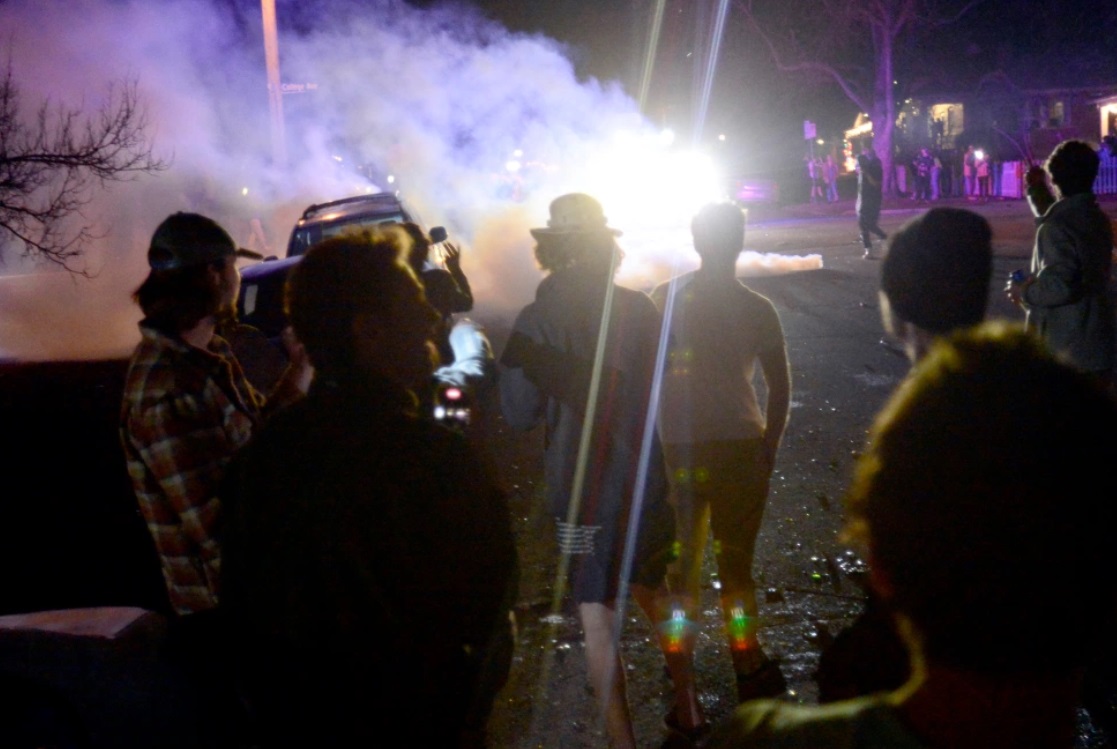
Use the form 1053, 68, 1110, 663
261, 0, 287, 166
804, 120, 817, 159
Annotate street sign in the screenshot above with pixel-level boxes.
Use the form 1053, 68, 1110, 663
281, 82, 319, 94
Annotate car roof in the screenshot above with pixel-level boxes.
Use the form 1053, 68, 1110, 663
295, 192, 407, 227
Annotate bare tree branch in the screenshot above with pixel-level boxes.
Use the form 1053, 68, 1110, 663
732, 0, 987, 196
733, 0, 871, 113
922, 0, 988, 27
0, 60, 168, 271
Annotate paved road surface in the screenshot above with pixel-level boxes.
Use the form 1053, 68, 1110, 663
1, 196, 1112, 748
482, 196, 1114, 748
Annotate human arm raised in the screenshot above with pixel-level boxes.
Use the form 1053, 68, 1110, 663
441, 242, 474, 311
1025, 165, 1056, 218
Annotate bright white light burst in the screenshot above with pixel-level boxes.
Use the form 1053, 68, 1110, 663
566, 129, 726, 283
587, 142, 723, 230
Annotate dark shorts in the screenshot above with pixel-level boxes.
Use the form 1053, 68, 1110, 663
663, 439, 771, 588
557, 492, 676, 605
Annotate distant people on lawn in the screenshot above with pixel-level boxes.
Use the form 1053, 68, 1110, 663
911, 148, 933, 202
807, 156, 825, 204
975, 149, 991, 198
963, 145, 976, 198
824, 154, 840, 203
856, 146, 887, 259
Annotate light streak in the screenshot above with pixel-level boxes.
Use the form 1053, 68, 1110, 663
613, 247, 686, 671
582, 141, 722, 237
636, 0, 668, 112
539, 245, 624, 733
693, 0, 731, 144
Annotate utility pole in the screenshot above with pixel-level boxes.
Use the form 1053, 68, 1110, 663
261, 0, 287, 166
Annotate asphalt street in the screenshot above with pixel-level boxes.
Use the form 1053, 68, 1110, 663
481, 195, 1116, 748
1, 195, 1112, 748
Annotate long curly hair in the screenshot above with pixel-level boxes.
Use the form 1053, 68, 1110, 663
533, 230, 622, 274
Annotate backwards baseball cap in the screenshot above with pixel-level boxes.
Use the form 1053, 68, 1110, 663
147, 212, 263, 271
529, 193, 622, 240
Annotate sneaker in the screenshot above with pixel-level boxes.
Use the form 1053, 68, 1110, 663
735, 659, 788, 703
663, 708, 711, 748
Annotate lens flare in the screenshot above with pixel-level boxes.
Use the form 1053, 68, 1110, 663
582, 135, 724, 230
728, 603, 753, 652
556, 130, 725, 284
658, 605, 696, 654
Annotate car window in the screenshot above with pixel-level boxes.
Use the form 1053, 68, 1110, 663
288, 210, 408, 256
320, 212, 406, 239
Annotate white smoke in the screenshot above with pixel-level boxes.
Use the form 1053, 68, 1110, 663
0, 0, 818, 361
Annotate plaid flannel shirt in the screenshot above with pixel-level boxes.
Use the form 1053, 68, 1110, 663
121, 323, 263, 615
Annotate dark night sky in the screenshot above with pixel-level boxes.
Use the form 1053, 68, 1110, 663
258, 0, 1117, 175
456, 0, 1117, 173
435, 0, 857, 174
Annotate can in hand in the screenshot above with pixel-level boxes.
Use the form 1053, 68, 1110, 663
1009, 269, 1030, 284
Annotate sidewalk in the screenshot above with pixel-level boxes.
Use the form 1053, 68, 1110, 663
746, 192, 1117, 225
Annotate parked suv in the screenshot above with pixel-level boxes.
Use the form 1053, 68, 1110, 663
237, 192, 441, 338
285, 192, 415, 257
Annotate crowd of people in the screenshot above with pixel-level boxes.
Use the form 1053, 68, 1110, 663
815, 136, 1116, 211
806, 154, 841, 204
117, 137, 1116, 748
905, 144, 987, 202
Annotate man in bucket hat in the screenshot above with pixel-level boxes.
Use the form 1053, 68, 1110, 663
528, 191, 622, 237
501, 193, 692, 748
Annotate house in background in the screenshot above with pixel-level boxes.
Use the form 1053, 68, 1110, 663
1099, 93, 1117, 140
843, 77, 1117, 197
